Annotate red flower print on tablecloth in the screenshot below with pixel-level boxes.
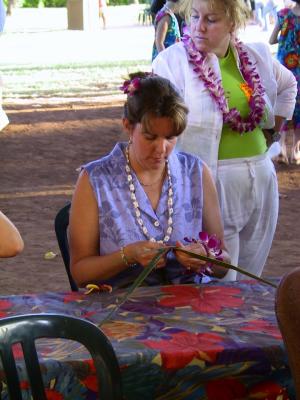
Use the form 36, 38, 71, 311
81, 375, 98, 393
81, 360, 98, 392
20, 381, 30, 390
248, 381, 289, 400
159, 286, 243, 313
45, 389, 64, 400
63, 292, 84, 303
239, 319, 282, 340
83, 359, 96, 373
0, 299, 13, 317
12, 343, 24, 359
143, 331, 224, 370
205, 377, 247, 400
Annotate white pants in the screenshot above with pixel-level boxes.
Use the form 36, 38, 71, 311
216, 153, 279, 280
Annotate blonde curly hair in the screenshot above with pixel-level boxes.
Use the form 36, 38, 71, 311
181, 0, 250, 32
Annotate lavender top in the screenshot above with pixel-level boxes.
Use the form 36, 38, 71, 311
84, 142, 205, 288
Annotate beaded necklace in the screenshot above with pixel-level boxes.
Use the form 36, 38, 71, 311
125, 146, 174, 244
182, 34, 266, 133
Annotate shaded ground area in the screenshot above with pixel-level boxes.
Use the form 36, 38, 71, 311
0, 101, 299, 295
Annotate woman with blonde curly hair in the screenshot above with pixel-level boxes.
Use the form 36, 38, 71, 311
153, 0, 297, 280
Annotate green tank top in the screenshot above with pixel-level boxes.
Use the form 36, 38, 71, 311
218, 47, 267, 160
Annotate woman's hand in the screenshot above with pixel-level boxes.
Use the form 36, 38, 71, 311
174, 240, 208, 274
124, 241, 167, 269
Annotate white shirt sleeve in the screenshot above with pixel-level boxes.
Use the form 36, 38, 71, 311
152, 44, 186, 98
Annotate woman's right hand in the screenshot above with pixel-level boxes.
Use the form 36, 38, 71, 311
123, 241, 167, 269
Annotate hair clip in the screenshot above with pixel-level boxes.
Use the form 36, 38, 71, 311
120, 77, 141, 96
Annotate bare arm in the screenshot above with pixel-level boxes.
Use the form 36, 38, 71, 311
269, 22, 280, 45
0, 211, 24, 257
69, 171, 166, 287
201, 164, 230, 277
155, 15, 170, 53
175, 164, 229, 278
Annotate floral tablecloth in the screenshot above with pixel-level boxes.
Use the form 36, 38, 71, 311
0, 279, 294, 399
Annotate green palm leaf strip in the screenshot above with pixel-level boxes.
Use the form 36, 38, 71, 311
99, 248, 168, 326
99, 246, 276, 326
173, 247, 277, 288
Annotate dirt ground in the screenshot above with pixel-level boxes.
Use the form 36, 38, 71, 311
0, 100, 299, 295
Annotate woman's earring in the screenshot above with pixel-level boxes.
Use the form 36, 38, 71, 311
128, 138, 132, 145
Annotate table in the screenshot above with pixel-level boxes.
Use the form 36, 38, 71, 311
0, 280, 295, 399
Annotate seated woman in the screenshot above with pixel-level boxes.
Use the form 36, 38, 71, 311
69, 72, 230, 289
0, 211, 24, 257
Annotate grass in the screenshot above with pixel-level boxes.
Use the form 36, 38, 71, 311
2, 59, 152, 101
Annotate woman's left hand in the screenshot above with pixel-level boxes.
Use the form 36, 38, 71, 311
174, 240, 208, 273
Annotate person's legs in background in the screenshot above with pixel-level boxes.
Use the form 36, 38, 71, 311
291, 84, 300, 164
99, 7, 107, 29
262, 0, 277, 30
216, 156, 278, 280
0, 76, 9, 131
254, 1, 264, 27
292, 127, 300, 164
236, 157, 278, 279
277, 129, 289, 164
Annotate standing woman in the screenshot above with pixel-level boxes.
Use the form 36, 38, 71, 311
153, 0, 297, 279
269, 0, 300, 164
152, 0, 182, 60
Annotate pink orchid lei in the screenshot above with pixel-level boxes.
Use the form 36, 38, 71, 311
184, 231, 223, 276
182, 33, 266, 133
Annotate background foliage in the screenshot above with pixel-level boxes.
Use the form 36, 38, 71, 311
3, 0, 148, 8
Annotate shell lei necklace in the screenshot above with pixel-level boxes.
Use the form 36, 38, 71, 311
182, 34, 266, 133
125, 145, 174, 244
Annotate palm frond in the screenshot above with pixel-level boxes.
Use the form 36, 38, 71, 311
99, 248, 168, 326
99, 245, 276, 326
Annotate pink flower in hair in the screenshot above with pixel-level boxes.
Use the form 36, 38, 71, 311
120, 77, 141, 96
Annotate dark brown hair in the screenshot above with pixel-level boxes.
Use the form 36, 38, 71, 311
123, 72, 188, 136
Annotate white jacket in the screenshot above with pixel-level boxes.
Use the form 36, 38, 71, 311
152, 41, 297, 176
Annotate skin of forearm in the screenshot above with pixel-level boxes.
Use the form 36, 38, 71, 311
156, 41, 165, 52
210, 249, 230, 278
0, 218, 24, 257
71, 250, 129, 287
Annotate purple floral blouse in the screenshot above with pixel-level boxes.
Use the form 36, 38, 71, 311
84, 142, 205, 288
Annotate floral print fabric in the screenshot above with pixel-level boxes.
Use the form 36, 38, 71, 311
277, 8, 300, 129
152, 6, 181, 61
0, 280, 295, 399
84, 143, 205, 288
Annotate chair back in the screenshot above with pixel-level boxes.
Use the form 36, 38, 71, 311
54, 202, 78, 291
0, 313, 122, 400
275, 268, 300, 398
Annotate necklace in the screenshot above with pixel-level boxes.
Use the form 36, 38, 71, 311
182, 34, 266, 133
125, 145, 173, 244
